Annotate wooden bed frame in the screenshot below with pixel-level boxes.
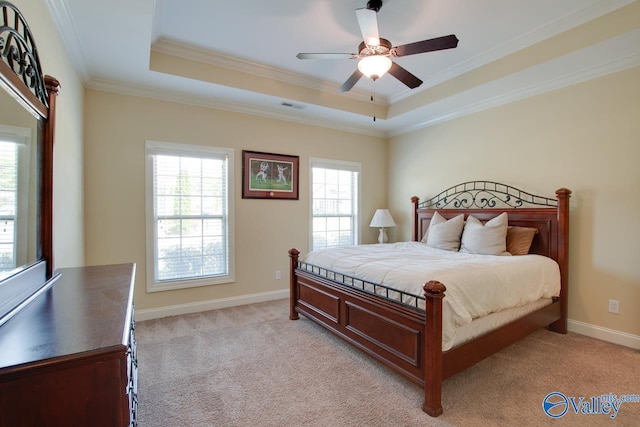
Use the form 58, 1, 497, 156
288, 181, 571, 416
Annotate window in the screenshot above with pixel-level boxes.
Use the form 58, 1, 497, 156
0, 126, 30, 275
145, 141, 234, 292
0, 140, 18, 272
310, 158, 360, 250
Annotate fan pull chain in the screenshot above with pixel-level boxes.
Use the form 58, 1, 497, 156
370, 79, 376, 122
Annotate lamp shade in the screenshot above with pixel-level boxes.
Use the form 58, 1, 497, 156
357, 55, 392, 80
369, 209, 396, 228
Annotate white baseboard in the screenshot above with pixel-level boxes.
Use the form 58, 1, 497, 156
135, 289, 289, 322
568, 319, 640, 350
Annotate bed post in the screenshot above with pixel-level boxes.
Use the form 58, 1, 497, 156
288, 248, 300, 321
549, 188, 571, 333
423, 280, 446, 417
411, 196, 420, 242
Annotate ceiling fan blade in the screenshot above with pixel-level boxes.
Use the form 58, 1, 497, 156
296, 53, 356, 60
393, 34, 459, 57
338, 69, 363, 92
355, 8, 380, 47
388, 62, 423, 89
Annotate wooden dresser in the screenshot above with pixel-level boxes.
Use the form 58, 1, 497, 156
0, 264, 137, 426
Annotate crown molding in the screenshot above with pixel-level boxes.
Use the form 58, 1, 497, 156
388, 0, 637, 104
47, 0, 638, 139
85, 78, 385, 138
87, 45, 640, 140
45, 0, 92, 82
150, 0, 164, 44
392, 50, 640, 137
151, 38, 389, 106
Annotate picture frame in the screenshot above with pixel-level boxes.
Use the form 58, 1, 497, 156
242, 150, 299, 200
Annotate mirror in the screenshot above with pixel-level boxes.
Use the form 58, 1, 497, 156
0, 1, 58, 325
0, 85, 40, 279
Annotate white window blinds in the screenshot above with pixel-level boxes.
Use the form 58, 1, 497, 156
0, 141, 18, 272
146, 141, 235, 291
310, 159, 360, 250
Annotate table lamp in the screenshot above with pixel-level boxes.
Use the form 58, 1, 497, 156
369, 209, 396, 244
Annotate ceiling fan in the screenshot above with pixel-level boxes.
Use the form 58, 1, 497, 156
296, 0, 459, 92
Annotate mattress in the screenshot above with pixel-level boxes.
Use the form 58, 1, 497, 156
448, 297, 553, 349
302, 242, 561, 350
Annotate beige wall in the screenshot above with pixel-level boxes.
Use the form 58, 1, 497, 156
388, 66, 640, 337
13, 0, 86, 268
16, 0, 637, 340
83, 90, 387, 311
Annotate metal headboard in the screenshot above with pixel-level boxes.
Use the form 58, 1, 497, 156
419, 181, 558, 210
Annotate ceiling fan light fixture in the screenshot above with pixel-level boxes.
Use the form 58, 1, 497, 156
357, 55, 392, 80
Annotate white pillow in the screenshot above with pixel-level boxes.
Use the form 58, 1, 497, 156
459, 213, 509, 255
425, 212, 465, 251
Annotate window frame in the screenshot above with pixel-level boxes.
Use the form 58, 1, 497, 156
309, 157, 361, 251
145, 140, 235, 292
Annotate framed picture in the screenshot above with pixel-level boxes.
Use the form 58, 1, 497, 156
242, 150, 299, 200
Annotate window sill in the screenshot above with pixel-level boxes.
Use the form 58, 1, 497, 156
146, 274, 235, 292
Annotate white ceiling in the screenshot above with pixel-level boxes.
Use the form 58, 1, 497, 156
46, 0, 640, 137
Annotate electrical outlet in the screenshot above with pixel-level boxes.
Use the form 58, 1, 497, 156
275, 270, 281, 280
608, 299, 619, 314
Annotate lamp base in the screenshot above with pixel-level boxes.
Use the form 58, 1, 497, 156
377, 228, 388, 244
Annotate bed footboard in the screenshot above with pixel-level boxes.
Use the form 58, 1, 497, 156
423, 281, 446, 416
289, 249, 447, 416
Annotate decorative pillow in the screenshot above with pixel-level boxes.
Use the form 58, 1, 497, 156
506, 226, 538, 255
420, 211, 451, 243
424, 212, 465, 251
459, 213, 509, 255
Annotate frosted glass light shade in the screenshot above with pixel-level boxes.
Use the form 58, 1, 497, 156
357, 55, 392, 80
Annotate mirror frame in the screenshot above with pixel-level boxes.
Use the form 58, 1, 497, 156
0, 1, 59, 324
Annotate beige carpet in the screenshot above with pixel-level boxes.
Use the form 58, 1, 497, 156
136, 299, 639, 426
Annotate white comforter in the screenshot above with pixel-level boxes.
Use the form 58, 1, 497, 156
302, 242, 560, 350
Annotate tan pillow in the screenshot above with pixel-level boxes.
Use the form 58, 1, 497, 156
424, 212, 465, 251
459, 213, 509, 255
506, 226, 538, 255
